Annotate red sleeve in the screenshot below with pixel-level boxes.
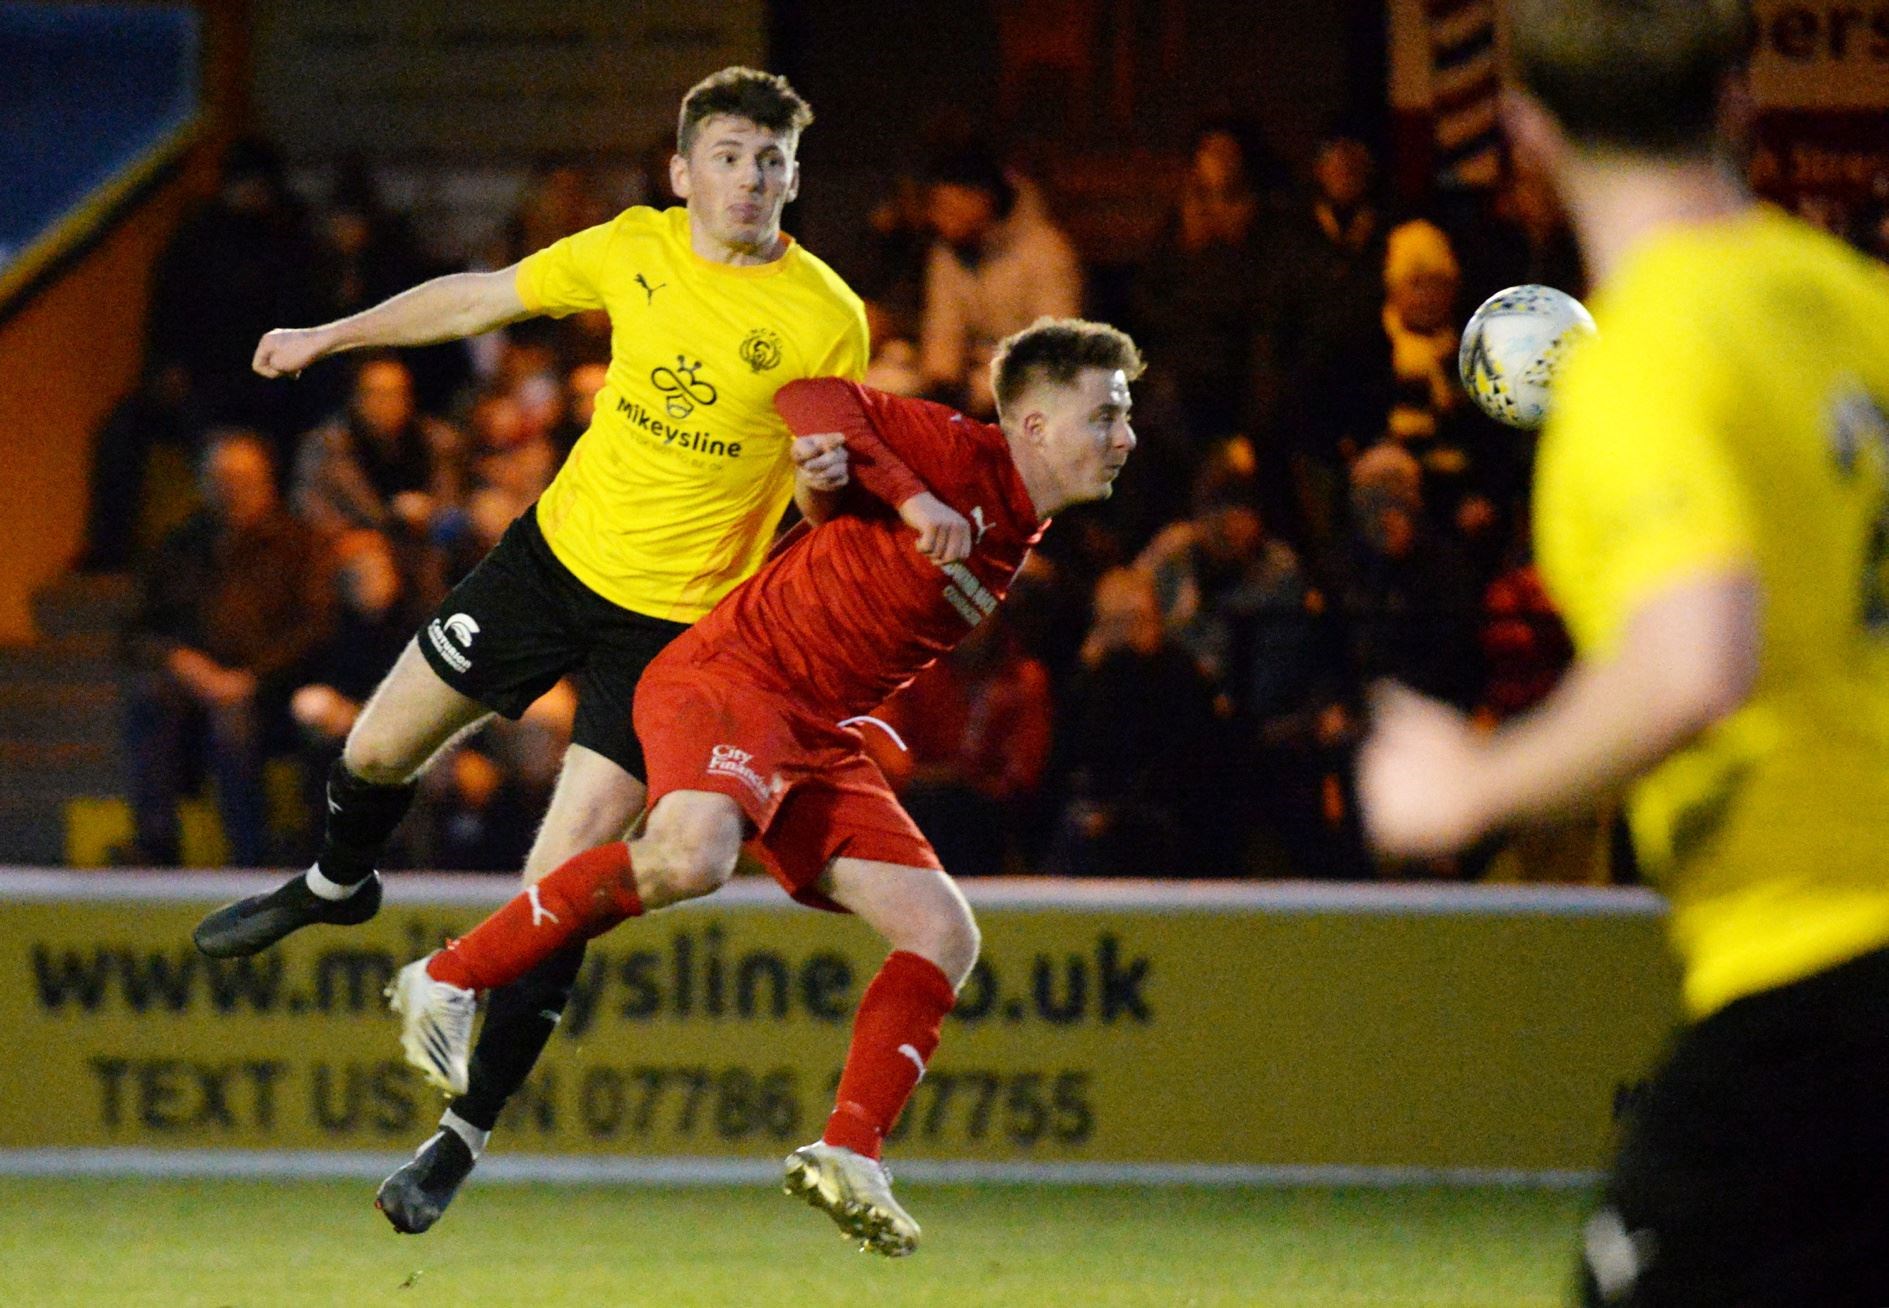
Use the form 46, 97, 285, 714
773, 377, 931, 508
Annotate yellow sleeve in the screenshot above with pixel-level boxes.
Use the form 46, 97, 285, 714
812, 300, 871, 382
514, 219, 617, 318
1552, 313, 1755, 632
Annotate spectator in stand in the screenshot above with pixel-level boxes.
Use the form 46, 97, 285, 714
1046, 568, 1224, 877
145, 138, 323, 451
856, 172, 933, 348
1477, 543, 1574, 722
73, 361, 203, 573
122, 432, 332, 866
292, 352, 467, 545
1254, 134, 1394, 548
462, 383, 559, 561
290, 529, 425, 754
1380, 219, 1487, 528
505, 161, 613, 264
1137, 478, 1334, 878
1383, 220, 1465, 454
310, 161, 472, 418
1322, 442, 1482, 710
1135, 486, 1306, 693
866, 613, 1054, 877
413, 746, 535, 872
1279, 444, 1479, 878
290, 528, 426, 857
919, 147, 1083, 413
1131, 120, 1268, 452
500, 162, 617, 373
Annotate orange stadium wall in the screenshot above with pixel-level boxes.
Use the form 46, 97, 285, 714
0, 164, 203, 644
0, 0, 247, 645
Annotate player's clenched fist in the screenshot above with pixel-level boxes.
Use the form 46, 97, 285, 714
252, 327, 333, 378
1357, 681, 1490, 858
898, 491, 972, 564
791, 432, 850, 492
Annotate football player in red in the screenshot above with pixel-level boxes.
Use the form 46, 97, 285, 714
385, 317, 1141, 1255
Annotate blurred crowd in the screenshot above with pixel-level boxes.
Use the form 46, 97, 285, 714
90, 130, 1889, 878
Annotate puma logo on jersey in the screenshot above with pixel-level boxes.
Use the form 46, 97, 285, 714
970, 506, 991, 544
635, 273, 666, 305
526, 885, 560, 928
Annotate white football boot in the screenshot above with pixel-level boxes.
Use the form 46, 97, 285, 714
386, 955, 476, 1096
783, 1141, 920, 1257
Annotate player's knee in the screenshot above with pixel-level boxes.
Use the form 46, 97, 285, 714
635, 818, 739, 907
914, 903, 980, 990
341, 716, 424, 786
340, 737, 415, 787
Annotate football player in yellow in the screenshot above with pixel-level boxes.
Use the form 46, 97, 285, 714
191, 67, 866, 1231
1359, 1, 1889, 1300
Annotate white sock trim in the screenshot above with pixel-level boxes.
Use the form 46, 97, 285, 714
440, 1109, 489, 1159
304, 864, 366, 902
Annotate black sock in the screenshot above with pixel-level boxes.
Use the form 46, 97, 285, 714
317, 758, 417, 886
450, 941, 587, 1132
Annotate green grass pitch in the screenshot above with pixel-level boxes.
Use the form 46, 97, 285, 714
0, 1177, 1590, 1306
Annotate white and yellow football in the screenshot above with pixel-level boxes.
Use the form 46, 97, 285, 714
1457, 284, 1597, 430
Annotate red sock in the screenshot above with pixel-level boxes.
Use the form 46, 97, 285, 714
822, 951, 956, 1160
427, 842, 642, 992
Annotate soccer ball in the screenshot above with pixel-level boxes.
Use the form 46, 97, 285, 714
1457, 284, 1597, 430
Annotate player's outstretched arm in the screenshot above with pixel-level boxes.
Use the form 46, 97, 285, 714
252, 266, 533, 377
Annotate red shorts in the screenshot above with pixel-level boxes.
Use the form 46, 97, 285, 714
632, 652, 940, 912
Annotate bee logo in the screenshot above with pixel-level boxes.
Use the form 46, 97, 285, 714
650, 356, 719, 419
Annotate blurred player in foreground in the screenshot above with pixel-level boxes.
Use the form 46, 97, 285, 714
1359, 1, 1889, 1301
386, 318, 1142, 1255
191, 67, 870, 1231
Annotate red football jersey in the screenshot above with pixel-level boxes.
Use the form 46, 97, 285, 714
661, 379, 1046, 720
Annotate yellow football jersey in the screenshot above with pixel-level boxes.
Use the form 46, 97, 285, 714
516, 205, 868, 622
1536, 207, 1889, 1017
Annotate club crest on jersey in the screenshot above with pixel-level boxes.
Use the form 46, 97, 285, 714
651, 356, 719, 419
740, 327, 783, 374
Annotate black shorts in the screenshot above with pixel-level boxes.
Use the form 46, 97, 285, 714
417, 506, 688, 779
1578, 943, 1889, 1306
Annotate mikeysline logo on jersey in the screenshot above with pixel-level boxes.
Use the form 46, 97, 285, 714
613, 354, 748, 460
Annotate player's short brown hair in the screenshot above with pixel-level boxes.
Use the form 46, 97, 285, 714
1513, 0, 1752, 154
990, 318, 1146, 415
677, 67, 813, 155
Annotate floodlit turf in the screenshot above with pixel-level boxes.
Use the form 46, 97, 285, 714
0, 1177, 1589, 1306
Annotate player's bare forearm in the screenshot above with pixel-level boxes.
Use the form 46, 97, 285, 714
794, 482, 843, 525
1361, 569, 1761, 856
791, 432, 849, 525
1474, 571, 1760, 820
253, 268, 531, 377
